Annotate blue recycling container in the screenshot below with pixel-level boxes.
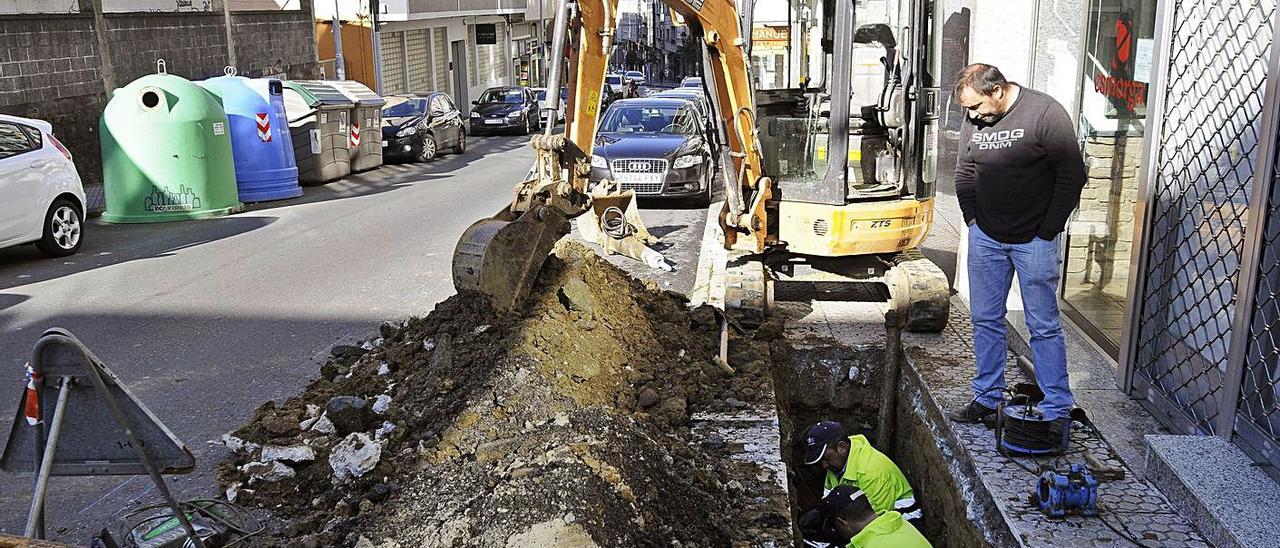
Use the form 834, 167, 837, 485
198, 72, 303, 203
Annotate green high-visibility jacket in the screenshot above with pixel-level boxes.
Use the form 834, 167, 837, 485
848, 511, 932, 548
823, 435, 915, 515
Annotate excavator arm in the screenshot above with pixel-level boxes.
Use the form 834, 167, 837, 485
452, 0, 768, 311
664, 0, 772, 252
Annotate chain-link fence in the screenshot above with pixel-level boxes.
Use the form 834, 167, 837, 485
1131, 0, 1276, 435
1240, 127, 1280, 467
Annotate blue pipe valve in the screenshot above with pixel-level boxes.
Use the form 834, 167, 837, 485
1037, 464, 1098, 518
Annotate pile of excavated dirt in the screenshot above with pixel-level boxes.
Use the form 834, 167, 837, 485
217, 241, 792, 547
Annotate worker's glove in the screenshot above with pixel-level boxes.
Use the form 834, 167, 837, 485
798, 508, 844, 544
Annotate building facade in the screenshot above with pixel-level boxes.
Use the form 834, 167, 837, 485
365, 0, 549, 113
946, 0, 1279, 471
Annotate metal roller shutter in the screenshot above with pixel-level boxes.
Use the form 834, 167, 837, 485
406, 29, 431, 93
432, 28, 449, 93
381, 31, 406, 95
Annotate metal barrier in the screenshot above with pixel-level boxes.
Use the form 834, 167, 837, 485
1124, 0, 1280, 469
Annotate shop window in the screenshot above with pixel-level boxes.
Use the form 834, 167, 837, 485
1061, 0, 1157, 354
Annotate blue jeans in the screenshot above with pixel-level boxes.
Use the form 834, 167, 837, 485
967, 224, 1074, 420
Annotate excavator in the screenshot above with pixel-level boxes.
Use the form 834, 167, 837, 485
452, 0, 950, 332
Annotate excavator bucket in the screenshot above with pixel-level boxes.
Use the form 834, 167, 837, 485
452, 206, 571, 312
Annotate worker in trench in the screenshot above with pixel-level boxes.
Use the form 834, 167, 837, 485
798, 421, 922, 545
808, 485, 932, 548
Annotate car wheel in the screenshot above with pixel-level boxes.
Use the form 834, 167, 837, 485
418, 133, 438, 162
452, 130, 467, 154
693, 169, 714, 207
36, 199, 83, 257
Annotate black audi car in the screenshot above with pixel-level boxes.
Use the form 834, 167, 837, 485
469, 87, 541, 135
380, 92, 466, 162
589, 97, 715, 205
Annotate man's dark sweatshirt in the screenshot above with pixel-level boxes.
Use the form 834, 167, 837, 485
954, 85, 1086, 244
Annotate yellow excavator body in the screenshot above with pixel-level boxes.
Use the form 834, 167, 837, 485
452, 0, 951, 331
778, 198, 934, 257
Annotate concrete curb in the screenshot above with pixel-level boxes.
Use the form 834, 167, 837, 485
1144, 434, 1280, 548
897, 334, 1027, 547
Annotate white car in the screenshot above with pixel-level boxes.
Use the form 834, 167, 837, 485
531, 87, 566, 125
0, 114, 86, 257
624, 71, 647, 86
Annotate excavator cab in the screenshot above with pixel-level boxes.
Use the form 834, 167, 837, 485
734, 0, 950, 331
746, 0, 942, 251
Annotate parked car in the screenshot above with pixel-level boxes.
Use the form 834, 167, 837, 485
589, 98, 714, 206
531, 87, 567, 125
469, 87, 541, 135
680, 76, 703, 88
653, 88, 718, 156
654, 88, 710, 121
605, 73, 624, 93
624, 71, 647, 86
0, 114, 86, 257
380, 93, 466, 162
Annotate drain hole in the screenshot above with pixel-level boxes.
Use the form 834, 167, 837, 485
141, 91, 160, 109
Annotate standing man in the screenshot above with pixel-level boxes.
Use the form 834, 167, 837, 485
948, 63, 1086, 438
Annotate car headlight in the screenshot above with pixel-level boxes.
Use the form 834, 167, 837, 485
591, 155, 608, 169
507, 111, 522, 118
673, 154, 702, 169
396, 126, 417, 137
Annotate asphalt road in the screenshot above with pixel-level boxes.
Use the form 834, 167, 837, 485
0, 132, 710, 542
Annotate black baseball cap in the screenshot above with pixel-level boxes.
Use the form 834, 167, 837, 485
803, 421, 845, 465
814, 485, 868, 529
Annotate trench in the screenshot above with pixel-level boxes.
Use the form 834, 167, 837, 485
768, 331, 989, 547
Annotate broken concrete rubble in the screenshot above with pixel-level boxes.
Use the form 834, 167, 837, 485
371, 394, 392, 415
218, 433, 260, 454
261, 444, 317, 464
241, 460, 296, 483
329, 432, 383, 482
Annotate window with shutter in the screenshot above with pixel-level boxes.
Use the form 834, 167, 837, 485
406, 29, 431, 93
381, 32, 406, 94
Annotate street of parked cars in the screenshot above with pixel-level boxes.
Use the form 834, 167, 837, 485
1, 73, 709, 259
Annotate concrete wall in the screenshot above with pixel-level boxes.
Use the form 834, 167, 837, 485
0, 5, 319, 184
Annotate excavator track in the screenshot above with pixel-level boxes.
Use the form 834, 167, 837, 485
885, 248, 951, 333
741, 248, 949, 333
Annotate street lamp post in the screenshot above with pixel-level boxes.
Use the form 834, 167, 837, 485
332, 0, 346, 80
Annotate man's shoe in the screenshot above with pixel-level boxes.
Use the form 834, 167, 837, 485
948, 401, 997, 423
1045, 416, 1071, 445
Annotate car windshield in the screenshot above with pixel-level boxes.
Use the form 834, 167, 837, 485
605, 75, 621, 85
682, 78, 702, 87
383, 98, 427, 117
599, 104, 699, 135
626, 72, 643, 79
479, 89, 524, 104
534, 90, 547, 100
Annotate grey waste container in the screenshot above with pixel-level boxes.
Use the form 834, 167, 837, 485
328, 80, 386, 173
282, 80, 354, 185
